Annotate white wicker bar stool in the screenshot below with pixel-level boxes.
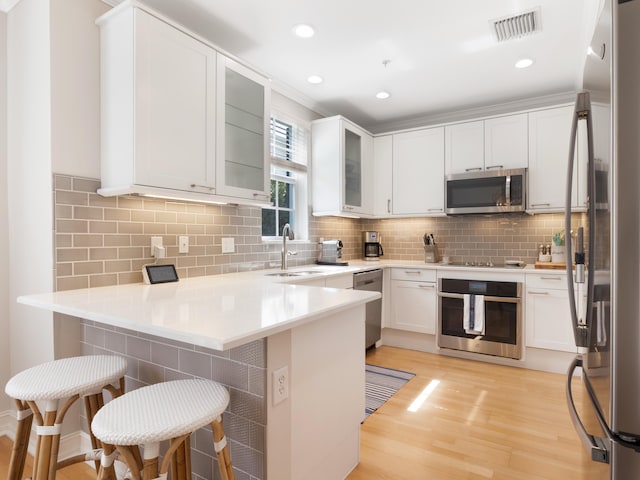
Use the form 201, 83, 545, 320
4, 355, 128, 480
91, 378, 234, 480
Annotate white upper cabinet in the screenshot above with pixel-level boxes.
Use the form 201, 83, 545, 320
311, 116, 373, 217
215, 56, 270, 202
528, 105, 587, 211
445, 114, 528, 175
96, 5, 270, 206
484, 113, 529, 171
98, 7, 216, 197
445, 120, 484, 174
392, 128, 445, 215
372, 135, 393, 217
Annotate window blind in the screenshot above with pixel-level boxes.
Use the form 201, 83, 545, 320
270, 115, 308, 172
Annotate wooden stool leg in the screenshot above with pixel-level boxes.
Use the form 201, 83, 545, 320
141, 442, 161, 480
170, 436, 191, 480
84, 392, 106, 472
7, 400, 33, 480
211, 417, 234, 480
32, 409, 57, 480
115, 446, 143, 480
96, 443, 118, 480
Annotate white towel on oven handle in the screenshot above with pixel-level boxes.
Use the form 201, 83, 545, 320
463, 294, 485, 335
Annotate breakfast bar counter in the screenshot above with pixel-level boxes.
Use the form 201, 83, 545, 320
18, 269, 380, 480
17, 270, 378, 351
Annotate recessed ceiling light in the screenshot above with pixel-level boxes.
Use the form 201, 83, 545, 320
376, 91, 391, 99
293, 24, 315, 38
515, 58, 534, 69
307, 75, 323, 84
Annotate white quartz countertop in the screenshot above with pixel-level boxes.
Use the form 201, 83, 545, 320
17, 259, 568, 351
17, 268, 380, 351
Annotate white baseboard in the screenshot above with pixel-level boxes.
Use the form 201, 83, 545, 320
1, 409, 14, 438
380, 328, 575, 374
1, 409, 93, 461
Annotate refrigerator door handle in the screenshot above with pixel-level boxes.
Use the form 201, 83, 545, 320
566, 355, 610, 463
565, 93, 589, 348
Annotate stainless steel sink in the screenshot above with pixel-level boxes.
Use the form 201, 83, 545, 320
264, 272, 302, 277
264, 269, 325, 277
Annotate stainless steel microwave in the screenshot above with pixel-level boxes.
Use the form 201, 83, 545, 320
445, 168, 527, 215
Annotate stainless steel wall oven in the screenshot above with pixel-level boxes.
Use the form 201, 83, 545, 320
437, 278, 523, 359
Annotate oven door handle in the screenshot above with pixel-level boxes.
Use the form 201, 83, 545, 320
437, 292, 520, 304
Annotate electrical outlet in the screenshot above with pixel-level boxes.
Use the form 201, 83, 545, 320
179, 236, 189, 253
272, 366, 289, 405
150, 236, 164, 258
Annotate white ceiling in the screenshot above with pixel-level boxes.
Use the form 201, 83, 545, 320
113, 0, 602, 133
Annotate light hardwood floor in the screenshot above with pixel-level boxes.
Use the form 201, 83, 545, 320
1, 346, 606, 480
350, 346, 607, 480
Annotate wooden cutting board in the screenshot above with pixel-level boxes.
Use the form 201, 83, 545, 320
535, 261, 572, 270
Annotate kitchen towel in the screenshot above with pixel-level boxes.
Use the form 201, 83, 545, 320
463, 294, 485, 335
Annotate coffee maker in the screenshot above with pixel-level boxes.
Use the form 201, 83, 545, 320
363, 231, 384, 260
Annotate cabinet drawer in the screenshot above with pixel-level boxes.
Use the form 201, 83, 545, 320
391, 268, 436, 282
526, 273, 567, 290
325, 273, 353, 289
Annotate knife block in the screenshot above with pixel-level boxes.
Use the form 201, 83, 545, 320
424, 245, 439, 263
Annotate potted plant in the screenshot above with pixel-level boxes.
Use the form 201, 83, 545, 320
551, 230, 565, 263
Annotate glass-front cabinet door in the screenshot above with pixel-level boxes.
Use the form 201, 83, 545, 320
216, 55, 271, 202
343, 126, 362, 209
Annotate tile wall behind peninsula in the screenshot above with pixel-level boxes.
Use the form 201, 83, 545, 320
53, 174, 361, 291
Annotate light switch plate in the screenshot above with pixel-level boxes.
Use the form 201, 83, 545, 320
178, 236, 189, 253
221, 237, 235, 253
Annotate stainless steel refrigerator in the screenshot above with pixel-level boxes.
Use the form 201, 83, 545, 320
565, 0, 640, 478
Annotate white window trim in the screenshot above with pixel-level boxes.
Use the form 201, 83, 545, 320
262, 111, 310, 241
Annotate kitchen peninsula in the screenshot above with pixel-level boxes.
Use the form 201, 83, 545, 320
18, 269, 380, 480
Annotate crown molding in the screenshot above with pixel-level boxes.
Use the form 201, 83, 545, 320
367, 91, 578, 135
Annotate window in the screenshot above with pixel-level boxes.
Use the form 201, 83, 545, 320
262, 115, 309, 239
262, 168, 296, 237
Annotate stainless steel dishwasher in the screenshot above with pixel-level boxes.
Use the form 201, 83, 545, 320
353, 269, 383, 349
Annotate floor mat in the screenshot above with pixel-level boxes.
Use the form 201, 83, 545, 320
365, 364, 415, 419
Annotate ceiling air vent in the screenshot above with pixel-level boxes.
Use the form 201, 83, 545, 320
491, 8, 541, 42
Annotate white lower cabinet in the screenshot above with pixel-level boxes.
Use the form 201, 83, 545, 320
389, 269, 437, 334
525, 274, 577, 352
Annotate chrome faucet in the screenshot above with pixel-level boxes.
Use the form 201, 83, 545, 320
281, 223, 296, 270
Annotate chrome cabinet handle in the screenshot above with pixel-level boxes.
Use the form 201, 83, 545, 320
531, 203, 551, 207
190, 184, 215, 191
387, 199, 391, 213
427, 208, 443, 212
527, 290, 550, 295
464, 167, 483, 172
540, 276, 562, 281
485, 164, 504, 170
253, 192, 270, 200
418, 284, 435, 289
404, 270, 422, 274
